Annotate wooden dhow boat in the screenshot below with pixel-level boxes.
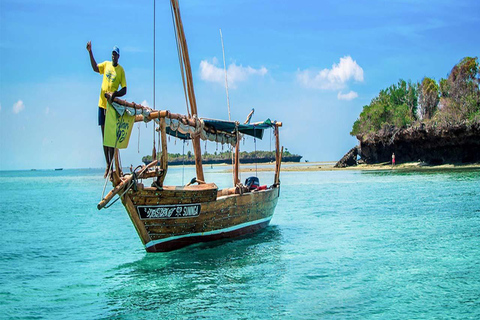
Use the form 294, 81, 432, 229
97, 0, 283, 252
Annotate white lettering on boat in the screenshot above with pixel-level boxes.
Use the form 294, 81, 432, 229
137, 204, 201, 219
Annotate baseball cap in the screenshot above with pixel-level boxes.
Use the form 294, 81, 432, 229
112, 46, 120, 55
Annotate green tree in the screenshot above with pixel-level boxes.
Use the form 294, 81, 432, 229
435, 57, 480, 123
350, 79, 418, 137
419, 77, 440, 120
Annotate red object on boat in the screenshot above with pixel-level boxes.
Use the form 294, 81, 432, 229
257, 185, 267, 191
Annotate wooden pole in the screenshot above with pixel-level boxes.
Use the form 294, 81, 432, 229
192, 137, 204, 181
276, 146, 283, 185
170, 0, 204, 181
234, 130, 240, 185
274, 125, 280, 185
157, 118, 168, 186
97, 160, 158, 210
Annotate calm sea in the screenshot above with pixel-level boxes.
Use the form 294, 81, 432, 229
0, 167, 479, 319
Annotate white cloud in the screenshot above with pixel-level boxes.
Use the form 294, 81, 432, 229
200, 58, 267, 88
297, 56, 364, 90
140, 100, 150, 108
13, 100, 25, 114
337, 91, 359, 101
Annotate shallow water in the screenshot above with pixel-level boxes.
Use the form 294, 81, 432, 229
0, 167, 479, 319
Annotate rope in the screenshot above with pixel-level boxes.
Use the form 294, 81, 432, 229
219, 28, 231, 121
103, 166, 141, 209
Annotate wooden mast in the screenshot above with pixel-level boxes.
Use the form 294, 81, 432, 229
170, 0, 204, 182
233, 127, 240, 185
274, 124, 281, 185
157, 118, 168, 186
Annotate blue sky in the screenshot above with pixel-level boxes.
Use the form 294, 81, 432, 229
1, 0, 479, 170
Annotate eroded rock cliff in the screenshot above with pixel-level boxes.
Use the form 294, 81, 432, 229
357, 121, 480, 165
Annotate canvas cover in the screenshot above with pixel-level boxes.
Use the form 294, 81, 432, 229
103, 102, 135, 149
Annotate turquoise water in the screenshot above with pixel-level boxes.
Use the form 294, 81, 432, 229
1, 167, 479, 319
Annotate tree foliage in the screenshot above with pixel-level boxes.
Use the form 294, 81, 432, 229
435, 56, 480, 123
350, 80, 418, 136
351, 56, 480, 137
419, 77, 439, 120
142, 149, 296, 164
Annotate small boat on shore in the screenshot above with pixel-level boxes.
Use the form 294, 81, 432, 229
97, 0, 283, 252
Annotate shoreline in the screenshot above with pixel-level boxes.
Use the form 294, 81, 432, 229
233, 161, 480, 173
7, 161, 480, 173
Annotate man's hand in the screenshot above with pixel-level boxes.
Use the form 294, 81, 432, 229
109, 91, 117, 104
87, 41, 99, 73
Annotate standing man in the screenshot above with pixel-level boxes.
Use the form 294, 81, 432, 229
86, 41, 127, 177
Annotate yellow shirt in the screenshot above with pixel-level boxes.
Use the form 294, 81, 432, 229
97, 61, 127, 109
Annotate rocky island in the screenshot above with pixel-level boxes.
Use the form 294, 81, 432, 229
336, 56, 480, 167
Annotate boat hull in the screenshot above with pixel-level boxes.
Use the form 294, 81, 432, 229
121, 185, 279, 252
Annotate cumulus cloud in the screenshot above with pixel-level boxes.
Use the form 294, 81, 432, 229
297, 56, 364, 90
141, 100, 150, 108
200, 58, 267, 88
13, 100, 25, 114
337, 91, 359, 101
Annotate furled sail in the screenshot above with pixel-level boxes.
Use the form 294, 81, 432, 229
110, 100, 276, 147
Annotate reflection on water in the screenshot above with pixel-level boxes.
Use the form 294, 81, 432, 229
105, 226, 284, 318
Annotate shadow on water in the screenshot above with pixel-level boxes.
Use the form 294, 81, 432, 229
103, 226, 284, 318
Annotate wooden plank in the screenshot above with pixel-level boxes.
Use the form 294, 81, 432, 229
122, 195, 151, 245
140, 188, 279, 240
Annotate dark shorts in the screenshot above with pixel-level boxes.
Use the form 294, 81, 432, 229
98, 107, 106, 126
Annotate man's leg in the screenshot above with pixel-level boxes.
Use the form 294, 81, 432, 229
101, 125, 112, 178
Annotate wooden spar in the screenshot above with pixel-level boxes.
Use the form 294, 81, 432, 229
97, 160, 158, 210
170, 0, 204, 182
274, 125, 280, 185
191, 137, 204, 181
158, 118, 168, 186
108, 94, 284, 129
171, 0, 197, 116
276, 146, 283, 185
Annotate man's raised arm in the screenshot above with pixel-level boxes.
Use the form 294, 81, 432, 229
86, 41, 99, 73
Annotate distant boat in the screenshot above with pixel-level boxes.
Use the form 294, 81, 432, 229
55, 168, 63, 171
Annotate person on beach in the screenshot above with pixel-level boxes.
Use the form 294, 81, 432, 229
86, 41, 127, 177
392, 153, 396, 166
